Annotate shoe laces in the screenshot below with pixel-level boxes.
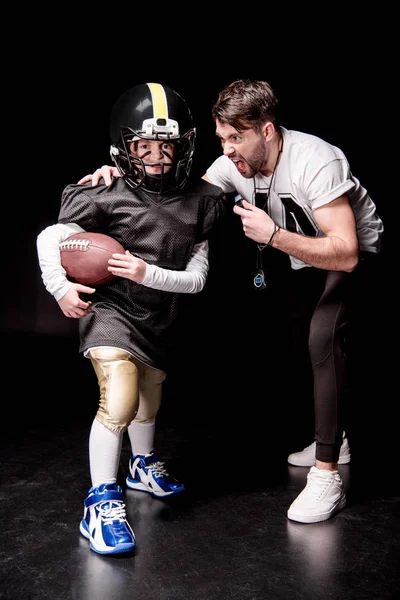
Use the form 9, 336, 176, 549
148, 460, 169, 478
304, 470, 335, 500
98, 500, 127, 524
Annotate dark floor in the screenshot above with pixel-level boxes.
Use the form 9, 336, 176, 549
2, 334, 399, 600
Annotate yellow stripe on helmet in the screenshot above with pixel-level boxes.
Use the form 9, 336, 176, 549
147, 83, 168, 120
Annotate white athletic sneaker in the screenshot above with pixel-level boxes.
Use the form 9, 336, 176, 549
287, 432, 351, 467
287, 466, 346, 523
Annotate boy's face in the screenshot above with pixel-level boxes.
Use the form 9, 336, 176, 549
129, 139, 177, 176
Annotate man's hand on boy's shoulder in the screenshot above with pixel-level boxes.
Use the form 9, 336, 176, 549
78, 166, 119, 187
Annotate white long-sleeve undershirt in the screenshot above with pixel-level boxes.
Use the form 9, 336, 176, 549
36, 223, 209, 302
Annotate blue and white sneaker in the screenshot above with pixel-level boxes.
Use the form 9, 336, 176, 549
126, 452, 184, 498
79, 483, 136, 555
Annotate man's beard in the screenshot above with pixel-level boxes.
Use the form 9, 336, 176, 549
240, 138, 267, 178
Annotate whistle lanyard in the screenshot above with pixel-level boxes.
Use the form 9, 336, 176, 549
253, 137, 283, 290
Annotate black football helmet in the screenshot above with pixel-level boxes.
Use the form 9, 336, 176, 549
109, 82, 196, 194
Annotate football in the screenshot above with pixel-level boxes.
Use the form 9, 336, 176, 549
60, 232, 125, 286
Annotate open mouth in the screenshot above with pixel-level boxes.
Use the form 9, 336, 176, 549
232, 159, 246, 174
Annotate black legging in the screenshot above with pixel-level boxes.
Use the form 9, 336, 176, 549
284, 255, 373, 462
308, 270, 352, 462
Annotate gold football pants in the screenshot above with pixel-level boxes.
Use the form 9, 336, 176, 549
87, 347, 166, 434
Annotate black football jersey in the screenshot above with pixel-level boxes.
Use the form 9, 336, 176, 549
58, 178, 228, 370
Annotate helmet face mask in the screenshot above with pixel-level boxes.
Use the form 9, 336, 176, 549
109, 83, 196, 194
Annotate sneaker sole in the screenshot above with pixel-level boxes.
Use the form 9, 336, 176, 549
287, 494, 347, 524
126, 477, 184, 497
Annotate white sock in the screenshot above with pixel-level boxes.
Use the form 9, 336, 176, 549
89, 418, 123, 488
127, 420, 156, 456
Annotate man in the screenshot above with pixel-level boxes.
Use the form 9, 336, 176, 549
78, 79, 383, 524
37, 82, 229, 554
